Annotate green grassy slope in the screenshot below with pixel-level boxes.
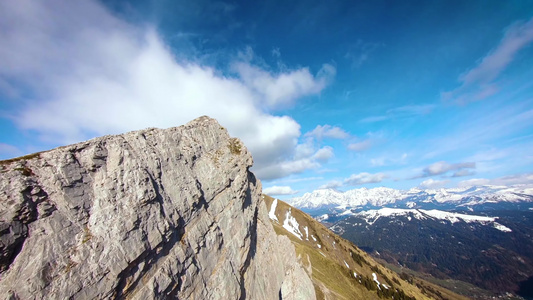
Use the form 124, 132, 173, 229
262, 195, 468, 300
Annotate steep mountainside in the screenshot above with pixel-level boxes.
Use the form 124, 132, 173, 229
331, 208, 533, 298
0, 116, 314, 299
263, 195, 468, 300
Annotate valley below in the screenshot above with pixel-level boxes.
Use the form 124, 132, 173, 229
290, 187, 533, 299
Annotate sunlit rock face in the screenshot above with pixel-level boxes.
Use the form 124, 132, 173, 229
0, 116, 314, 300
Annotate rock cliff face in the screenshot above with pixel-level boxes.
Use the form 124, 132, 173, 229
0, 116, 315, 299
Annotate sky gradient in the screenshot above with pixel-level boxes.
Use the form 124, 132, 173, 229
1, 0, 533, 198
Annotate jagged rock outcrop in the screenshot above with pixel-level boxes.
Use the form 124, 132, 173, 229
0, 116, 315, 299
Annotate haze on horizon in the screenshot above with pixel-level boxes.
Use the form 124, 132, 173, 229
1, 0, 533, 199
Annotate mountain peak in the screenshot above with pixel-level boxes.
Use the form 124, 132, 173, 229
0, 116, 312, 299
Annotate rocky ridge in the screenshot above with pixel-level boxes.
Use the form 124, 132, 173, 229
0, 116, 314, 299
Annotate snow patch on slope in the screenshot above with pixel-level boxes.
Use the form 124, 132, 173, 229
269, 198, 279, 222
356, 208, 513, 232
357, 208, 426, 225
372, 273, 381, 290
493, 223, 512, 232
339, 209, 355, 216
422, 209, 494, 224
316, 214, 329, 222
283, 208, 303, 240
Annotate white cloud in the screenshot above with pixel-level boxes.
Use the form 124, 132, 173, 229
347, 140, 372, 151
319, 180, 342, 189
458, 173, 533, 188
263, 185, 298, 196
293, 139, 315, 160
419, 179, 449, 189
344, 172, 386, 186
250, 136, 335, 180
443, 17, 533, 104
312, 146, 334, 162
233, 62, 334, 110
255, 145, 334, 180
422, 161, 475, 177
0, 0, 335, 181
304, 124, 350, 140
452, 169, 476, 177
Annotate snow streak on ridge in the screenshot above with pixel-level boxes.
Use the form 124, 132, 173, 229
355, 208, 512, 232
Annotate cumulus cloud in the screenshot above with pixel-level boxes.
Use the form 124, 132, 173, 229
251, 137, 335, 180
319, 180, 342, 189
458, 173, 533, 188
263, 185, 299, 196
304, 124, 350, 140
421, 161, 475, 177
347, 140, 372, 151
312, 146, 334, 162
419, 178, 449, 189
0, 0, 335, 181
443, 17, 533, 104
233, 62, 334, 110
254, 145, 334, 180
343, 172, 387, 186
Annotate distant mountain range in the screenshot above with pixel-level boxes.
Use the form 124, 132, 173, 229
331, 208, 533, 298
333, 207, 513, 232
287, 185, 533, 298
289, 185, 533, 213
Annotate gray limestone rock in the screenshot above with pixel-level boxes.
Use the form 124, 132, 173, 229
0, 116, 315, 300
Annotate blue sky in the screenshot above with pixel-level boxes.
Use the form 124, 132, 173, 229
1, 0, 533, 198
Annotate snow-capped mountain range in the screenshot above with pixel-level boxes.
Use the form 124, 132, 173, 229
335, 207, 512, 232
330, 206, 533, 296
287, 185, 533, 297
289, 185, 533, 213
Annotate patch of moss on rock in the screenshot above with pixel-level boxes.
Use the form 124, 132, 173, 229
0, 152, 42, 165
228, 138, 242, 155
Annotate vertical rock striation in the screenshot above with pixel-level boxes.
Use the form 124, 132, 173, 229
0, 116, 315, 299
